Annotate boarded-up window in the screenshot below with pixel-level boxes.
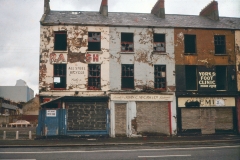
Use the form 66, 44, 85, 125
154, 65, 166, 90
214, 35, 226, 54
54, 31, 67, 51
216, 66, 227, 90
88, 32, 101, 51
153, 34, 165, 52
185, 65, 197, 90
88, 64, 101, 90
184, 35, 196, 54
54, 64, 66, 89
121, 64, 134, 89
121, 33, 134, 52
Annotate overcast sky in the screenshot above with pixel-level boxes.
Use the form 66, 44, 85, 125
0, 0, 239, 95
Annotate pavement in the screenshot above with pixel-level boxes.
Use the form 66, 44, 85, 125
0, 134, 240, 148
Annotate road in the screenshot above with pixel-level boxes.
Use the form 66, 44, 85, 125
0, 144, 239, 160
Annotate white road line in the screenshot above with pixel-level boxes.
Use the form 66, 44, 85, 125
138, 155, 191, 158
0, 145, 239, 154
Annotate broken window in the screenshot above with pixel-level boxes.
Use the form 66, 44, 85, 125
185, 65, 197, 90
153, 34, 165, 52
88, 32, 101, 51
121, 64, 134, 89
214, 35, 226, 54
184, 35, 196, 54
121, 33, 134, 52
154, 65, 166, 89
88, 64, 101, 90
54, 31, 67, 51
53, 64, 66, 89
216, 66, 227, 90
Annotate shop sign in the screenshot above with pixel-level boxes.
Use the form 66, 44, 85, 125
46, 110, 56, 117
178, 97, 235, 107
111, 94, 173, 101
198, 66, 216, 90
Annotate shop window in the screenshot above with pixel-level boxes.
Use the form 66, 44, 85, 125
121, 33, 134, 52
121, 64, 134, 89
154, 65, 166, 89
54, 31, 67, 51
214, 35, 226, 54
216, 66, 227, 90
88, 32, 101, 51
88, 64, 101, 90
185, 65, 197, 90
184, 35, 196, 54
53, 64, 66, 89
153, 34, 165, 52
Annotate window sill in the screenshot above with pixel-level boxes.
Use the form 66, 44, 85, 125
52, 88, 66, 90
120, 52, 135, 54
214, 54, 227, 56
152, 51, 167, 55
87, 51, 103, 54
184, 53, 197, 55
53, 50, 68, 53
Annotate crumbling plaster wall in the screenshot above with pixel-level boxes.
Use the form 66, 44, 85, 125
235, 30, 240, 91
174, 29, 235, 66
39, 25, 110, 94
109, 27, 175, 91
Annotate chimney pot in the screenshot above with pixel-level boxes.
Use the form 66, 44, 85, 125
99, 0, 108, 16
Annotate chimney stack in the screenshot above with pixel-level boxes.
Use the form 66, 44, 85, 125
44, 0, 50, 14
151, 0, 165, 18
200, 1, 219, 21
99, 0, 108, 16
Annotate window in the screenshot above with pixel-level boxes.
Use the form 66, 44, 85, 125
184, 35, 196, 54
153, 34, 165, 52
88, 32, 101, 51
88, 64, 101, 90
214, 35, 226, 54
121, 33, 134, 52
185, 65, 197, 90
53, 64, 66, 89
121, 64, 134, 89
216, 66, 227, 90
54, 31, 67, 51
154, 65, 166, 89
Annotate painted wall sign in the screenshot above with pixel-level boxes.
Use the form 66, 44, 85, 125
111, 94, 173, 101
46, 110, 57, 117
198, 72, 216, 88
178, 97, 235, 107
86, 53, 99, 63
50, 53, 67, 64
68, 66, 85, 74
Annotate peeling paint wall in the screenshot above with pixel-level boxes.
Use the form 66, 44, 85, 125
109, 27, 175, 91
235, 31, 240, 91
39, 25, 109, 95
175, 29, 235, 66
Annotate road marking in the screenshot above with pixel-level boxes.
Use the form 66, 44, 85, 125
138, 155, 191, 158
0, 145, 239, 154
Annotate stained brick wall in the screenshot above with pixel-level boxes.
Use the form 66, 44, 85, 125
115, 103, 126, 136
136, 101, 169, 135
181, 108, 233, 134
67, 102, 107, 130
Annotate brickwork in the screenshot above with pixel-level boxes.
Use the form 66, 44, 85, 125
115, 103, 126, 136
136, 102, 169, 135
181, 108, 233, 134
67, 102, 107, 130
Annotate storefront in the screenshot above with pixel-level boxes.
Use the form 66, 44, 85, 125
110, 93, 176, 137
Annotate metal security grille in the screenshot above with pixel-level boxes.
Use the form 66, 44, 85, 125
154, 65, 166, 89
88, 64, 101, 90
121, 64, 134, 89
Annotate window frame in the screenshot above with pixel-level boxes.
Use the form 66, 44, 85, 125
153, 34, 166, 52
154, 65, 166, 90
121, 33, 134, 52
184, 34, 196, 54
185, 65, 197, 91
88, 64, 101, 90
53, 64, 67, 90
216, 66, 227, 90
54, 31, 67, 51
88, 32, 101, 51
121, 64, 134, 90
214, 35, 226, 55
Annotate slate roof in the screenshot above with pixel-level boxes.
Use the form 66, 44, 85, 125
2, 103, 18, 110
41, 11, 240, 29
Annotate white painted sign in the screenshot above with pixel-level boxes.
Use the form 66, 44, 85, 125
46, 110, 57, 117
111, 94, 173, 101
178, 97, 235, 107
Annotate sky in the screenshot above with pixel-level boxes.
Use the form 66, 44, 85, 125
0, 0, 239, 95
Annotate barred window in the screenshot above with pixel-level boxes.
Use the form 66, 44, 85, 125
53, 64, 66, 89
154, 65, 166, 90
88, 64, 101, 90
